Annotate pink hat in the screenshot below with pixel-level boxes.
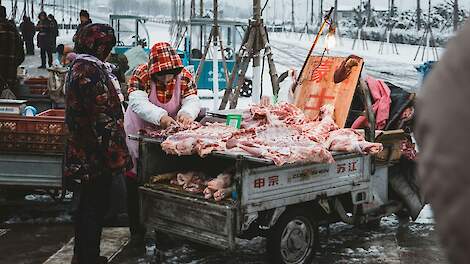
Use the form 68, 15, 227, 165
66, 52, 77, 62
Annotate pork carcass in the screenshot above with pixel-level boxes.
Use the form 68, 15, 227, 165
326, 129, 383, 154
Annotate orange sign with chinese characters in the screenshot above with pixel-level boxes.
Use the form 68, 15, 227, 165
294, 55, 364, 128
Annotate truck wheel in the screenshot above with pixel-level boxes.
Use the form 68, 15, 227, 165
267, 210, 318, 264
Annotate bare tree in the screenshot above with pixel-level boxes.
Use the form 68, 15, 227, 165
291, 0, 295, 32
200, 0, 203, 17
453, 0, 459, 31
334, 0, 338, 24
417, 0, 421, 30
318, 0, 324, 26
191, 0, 196, 18
310, 0, 314, 24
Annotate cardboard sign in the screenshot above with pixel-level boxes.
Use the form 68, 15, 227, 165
294, 56, 364, 128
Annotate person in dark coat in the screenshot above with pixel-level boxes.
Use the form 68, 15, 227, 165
36, 11, 53, 68
20, 16, 35, 55
73, 10, 92, 43
416, 20, 470, 264
48, 14, 59, 53
0, 5, 25, 96
65, 23, 131, 264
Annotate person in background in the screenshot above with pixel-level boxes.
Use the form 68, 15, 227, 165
0, 5, 25, 98
73, 10, 92, 42
48, 14, 59, 53
36, 11, 53, 68
65, 23, 131, 264
124, 42, 201, 243
416, 21, 470, 264
20, 16, 35, 55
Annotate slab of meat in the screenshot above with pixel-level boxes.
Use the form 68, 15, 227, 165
326, 129, 383, 154
162, 123, 237, 156
143, 122, 202, 138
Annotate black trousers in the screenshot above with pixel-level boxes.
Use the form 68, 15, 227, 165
25, 38, 34, 55
126, 176, 144, 237
40, 47, 53, 67
73, 177, 111, 264
51, 37, 57, 53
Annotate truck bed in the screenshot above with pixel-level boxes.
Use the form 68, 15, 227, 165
139, 138, 372, 250
0, 153, 62, 188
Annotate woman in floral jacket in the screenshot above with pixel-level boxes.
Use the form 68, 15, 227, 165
64, 23, 131, 264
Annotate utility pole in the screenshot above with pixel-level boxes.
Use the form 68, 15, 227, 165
453, 0, 459, 31
391, 0, 395, 17
367, 0, 371, 26
417, 0, 421, 30
291, 0, 295, 32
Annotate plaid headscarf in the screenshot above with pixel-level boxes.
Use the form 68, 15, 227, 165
74, 23, 116, 61
149, 42, 183, 76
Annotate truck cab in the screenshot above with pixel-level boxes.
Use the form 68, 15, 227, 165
109, 14, 151, 55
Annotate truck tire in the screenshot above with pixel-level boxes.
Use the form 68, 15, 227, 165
267, 209, 319, 264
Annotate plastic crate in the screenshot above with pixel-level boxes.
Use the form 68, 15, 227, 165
0, 109, 67, 154
21, 77, 49, 97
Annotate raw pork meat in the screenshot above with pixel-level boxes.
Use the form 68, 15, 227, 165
226, 125, 334, 166
204, 172, 232, 200
326, 129, 383, 154
161, 103, 382, 166
170, 172, 207, 193
242, 102, 306, 129
161, 123, 237, 156
143, 122, 201, 138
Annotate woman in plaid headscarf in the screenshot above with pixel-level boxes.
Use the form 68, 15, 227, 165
65, 23, 131, 264
125, 42, 201, 174
123, 42, 201, 242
